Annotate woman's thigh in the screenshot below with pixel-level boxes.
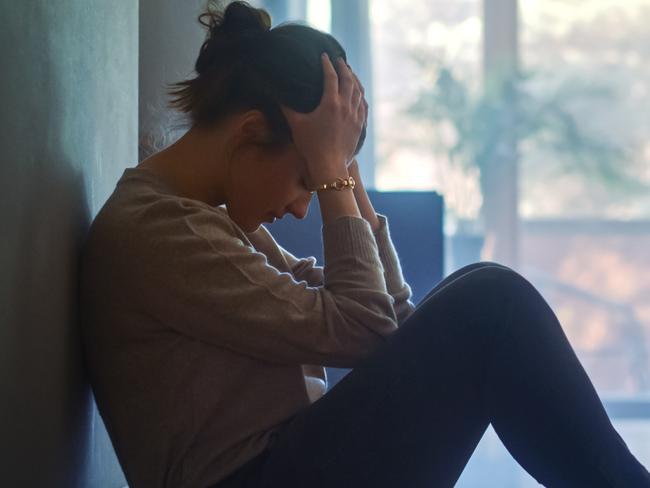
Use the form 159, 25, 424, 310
416, 261, 510, 307
247, 263, 520, 488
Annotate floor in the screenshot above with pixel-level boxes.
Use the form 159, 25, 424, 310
455, 419, 650, 487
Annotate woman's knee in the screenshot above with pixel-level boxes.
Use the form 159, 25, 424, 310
407, 264, 524, 343
449, 261, 512, 279
470, 260, 512, 272
419, 261, 511, 306
417, 261, 528, 314
463, 261, 520, 282
459, 263, 535, 302
418, 261, 520, 311
445, 261, 517, 289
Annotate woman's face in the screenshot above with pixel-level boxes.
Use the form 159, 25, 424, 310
225, 142, 314, 233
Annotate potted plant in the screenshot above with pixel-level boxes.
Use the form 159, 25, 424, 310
404, 58, 646, 268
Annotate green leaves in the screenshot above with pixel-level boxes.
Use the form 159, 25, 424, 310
403, 59, 649, 197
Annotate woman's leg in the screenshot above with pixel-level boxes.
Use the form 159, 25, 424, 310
318, 261, 509, 391
229, 263, 650, 487
415, 260, 511, 307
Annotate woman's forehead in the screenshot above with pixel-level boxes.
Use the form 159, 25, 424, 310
286, 147, 307, 174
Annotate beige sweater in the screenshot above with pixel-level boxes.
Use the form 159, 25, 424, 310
79, 166, 416, 488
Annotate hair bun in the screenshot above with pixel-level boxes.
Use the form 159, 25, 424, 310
198, 1, 270, 39
221, 1, 271, 35
195, 1, 271, 75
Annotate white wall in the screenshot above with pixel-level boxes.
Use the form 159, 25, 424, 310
139, 0, 208, 161
0, 1, 137, 486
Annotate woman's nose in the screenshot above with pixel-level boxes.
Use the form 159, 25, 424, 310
287, 194, 312, 220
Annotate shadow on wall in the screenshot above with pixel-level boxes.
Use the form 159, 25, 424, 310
3, 163, 92, 486
2, 95, 119, 488
1, 2, 132, 487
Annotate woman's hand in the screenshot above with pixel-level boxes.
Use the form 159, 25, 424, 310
347, 157, 360, 176
347, 71, 368, 170
281, 53, 367, 186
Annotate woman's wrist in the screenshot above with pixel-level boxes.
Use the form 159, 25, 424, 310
347, 158, 360, 176
308, 158, 349, 184
345, 160, 381, 232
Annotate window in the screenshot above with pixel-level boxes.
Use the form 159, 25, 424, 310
263, 1, 650, 480
371, 0, 481, 201
518, 0, 650, 399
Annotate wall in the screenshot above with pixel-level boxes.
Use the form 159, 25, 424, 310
0, 1, 137, 486
139, 0, 208, 161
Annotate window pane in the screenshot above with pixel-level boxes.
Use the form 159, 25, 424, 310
520, 0, 650, 219
520, 0, 650, 398
306, 0, 330, 32
370, 0, 482, 219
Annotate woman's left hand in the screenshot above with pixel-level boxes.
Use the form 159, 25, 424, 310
347, 68, 368, 169
347, 157, 359, 174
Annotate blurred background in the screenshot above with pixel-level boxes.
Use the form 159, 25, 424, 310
254, 0, 650, 486
4, 0, 646, 486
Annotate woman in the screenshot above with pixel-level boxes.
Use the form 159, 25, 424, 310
79, 1, 650, 487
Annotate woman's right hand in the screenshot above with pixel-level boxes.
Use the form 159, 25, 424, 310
280, 53, 367, 186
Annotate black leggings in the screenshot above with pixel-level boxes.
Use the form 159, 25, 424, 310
213, 262, 650, 487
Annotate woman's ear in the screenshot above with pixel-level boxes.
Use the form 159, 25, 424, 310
236, 109, 273, 145
224, 110, 273, 167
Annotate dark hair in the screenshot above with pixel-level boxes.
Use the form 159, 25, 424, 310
166, 0, 366, 154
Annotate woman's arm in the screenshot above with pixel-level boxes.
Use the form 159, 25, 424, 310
347, 158, 417, 325
347, 159, 381, 232
271, 159, 377, 287
273, 159, 379, 287
275, 158, 416, 324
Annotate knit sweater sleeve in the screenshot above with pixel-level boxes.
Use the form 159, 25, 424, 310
277, 249, 323, 288
278, 213, 416, 326
130, 200, 399, 369
372, 213, 417, 325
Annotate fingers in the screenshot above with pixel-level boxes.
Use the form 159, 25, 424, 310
351, 70, 365, 97
348, 68, 366, 124
336, 58, 367, 124
321, 53, 339, 103
362, 93, 369, 121
336, 57, 357, 103
322, 54, 367, 117
320, 55, 367, 135
344, 67, 365, 114
351, 85, 363, 110
280, 104, 296, 122
336, 57, 354, 98
356, 96, 367, 131
357, 94, 367, 120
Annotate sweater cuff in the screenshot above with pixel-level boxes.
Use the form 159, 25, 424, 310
322, 215, 381, 265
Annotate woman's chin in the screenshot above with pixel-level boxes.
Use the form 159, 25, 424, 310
226, 210, 259, 234
242, 219, 263, 234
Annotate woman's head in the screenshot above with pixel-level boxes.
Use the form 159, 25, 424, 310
157, 1, 366, 233
167, 0, 367, 155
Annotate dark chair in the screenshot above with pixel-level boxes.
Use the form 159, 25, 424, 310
266, 189, 445, 388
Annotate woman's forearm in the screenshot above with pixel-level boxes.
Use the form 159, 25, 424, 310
348, 159, 381, 232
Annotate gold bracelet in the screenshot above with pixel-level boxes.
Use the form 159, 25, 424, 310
308, 176, 356, 193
